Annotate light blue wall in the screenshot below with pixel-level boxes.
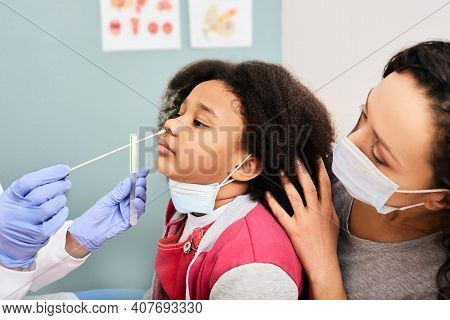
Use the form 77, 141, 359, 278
0, 0, 281, 294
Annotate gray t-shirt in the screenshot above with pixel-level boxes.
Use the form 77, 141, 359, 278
332, 181, 446, 299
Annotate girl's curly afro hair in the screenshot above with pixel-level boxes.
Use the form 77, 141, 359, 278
158, 59, 336, 216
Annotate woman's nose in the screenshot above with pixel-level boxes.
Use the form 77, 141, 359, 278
348, 126, 374, 156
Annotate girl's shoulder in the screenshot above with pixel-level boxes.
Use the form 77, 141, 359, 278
199, 202, 303, 295
209, 202, 301, 268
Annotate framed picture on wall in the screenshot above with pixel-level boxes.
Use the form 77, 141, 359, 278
99, 0, 181, 51
188, 0, 253, 48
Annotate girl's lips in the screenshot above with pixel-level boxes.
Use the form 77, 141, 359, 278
157, 139, 175, 156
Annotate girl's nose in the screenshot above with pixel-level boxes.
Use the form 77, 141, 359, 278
164, 117, 179, 136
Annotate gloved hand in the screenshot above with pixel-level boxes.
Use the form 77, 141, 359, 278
68, 168, 150, 252
0, 165, 71, 268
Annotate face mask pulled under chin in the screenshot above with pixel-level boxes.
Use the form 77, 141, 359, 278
332, 136, 448, 214
168, 154, 253, 215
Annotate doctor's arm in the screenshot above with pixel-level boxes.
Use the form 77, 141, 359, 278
0, 165, 73, 299
65, 231, 90, 259
30, 168, 150, 293
1, 168, 149, 299
0, 221, 91, 300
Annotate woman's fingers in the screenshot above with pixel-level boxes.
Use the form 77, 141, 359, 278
280, 170, 305, 215
296, 159, 319, 209
265, 191, 293, 232
317, 157, 332, 206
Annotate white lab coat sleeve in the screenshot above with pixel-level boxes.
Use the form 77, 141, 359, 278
0, 262, 37, 300
29, 220, 91, 292
0, 220, 90, 300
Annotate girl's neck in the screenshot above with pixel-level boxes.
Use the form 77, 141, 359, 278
349, 199, 448, 243
217, 180, 249, 204
191, 182, 249, 217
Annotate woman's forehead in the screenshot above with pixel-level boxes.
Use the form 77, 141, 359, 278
372, 72, 435, 164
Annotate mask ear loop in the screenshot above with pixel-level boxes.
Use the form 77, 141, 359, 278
396, 202, 426, 211
391, 189, 449, 211
219, 154, 253, 188
395, 188, 449, 193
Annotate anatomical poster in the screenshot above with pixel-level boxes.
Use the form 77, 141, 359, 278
100, 0, 181, 51
188, 0, 252, 48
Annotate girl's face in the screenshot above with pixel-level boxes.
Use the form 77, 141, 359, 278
348, 71, 442, 207
156, 80, 248, 184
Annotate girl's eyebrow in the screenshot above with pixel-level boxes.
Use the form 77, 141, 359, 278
181, 98, 217, 119
198, 103, 217, 118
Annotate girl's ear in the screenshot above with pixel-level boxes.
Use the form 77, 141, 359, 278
424, 192, 450, 211
233, 156, 262, 182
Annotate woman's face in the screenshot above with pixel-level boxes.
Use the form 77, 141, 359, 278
156, 80, 247, 184
348, 71, 438, 207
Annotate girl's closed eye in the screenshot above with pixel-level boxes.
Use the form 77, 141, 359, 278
175, 110, 208, 128
193, 119, 208, 128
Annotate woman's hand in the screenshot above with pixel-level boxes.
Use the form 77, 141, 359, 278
265, 158, 346, 299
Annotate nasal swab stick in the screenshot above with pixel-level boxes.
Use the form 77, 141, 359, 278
69, 129, 165, 172
129, 133, 138, 227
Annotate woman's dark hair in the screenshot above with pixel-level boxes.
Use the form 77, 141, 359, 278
383, 40, 450, 299
158, 60, 335, 217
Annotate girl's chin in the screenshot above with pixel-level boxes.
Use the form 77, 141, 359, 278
155, 160, 181, 181
155, 160, 170, 176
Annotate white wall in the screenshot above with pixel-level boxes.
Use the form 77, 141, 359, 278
282, 0, 449, 137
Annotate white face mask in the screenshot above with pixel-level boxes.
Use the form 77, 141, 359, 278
168, 154, 253, 215
332, 137, 448, 214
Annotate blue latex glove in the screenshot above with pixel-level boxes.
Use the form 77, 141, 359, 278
0, 165, 71, 268
68, 168, 150, 252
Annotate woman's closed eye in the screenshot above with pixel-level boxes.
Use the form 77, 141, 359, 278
370, 145, 385, 166
357, 105, 386, 166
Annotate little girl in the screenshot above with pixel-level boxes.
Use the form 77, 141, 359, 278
146, 60, 335, 299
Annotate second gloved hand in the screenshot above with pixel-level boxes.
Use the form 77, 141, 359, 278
68, 168, 150, 252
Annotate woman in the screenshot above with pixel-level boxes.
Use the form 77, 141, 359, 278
265, 41, 449, 299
